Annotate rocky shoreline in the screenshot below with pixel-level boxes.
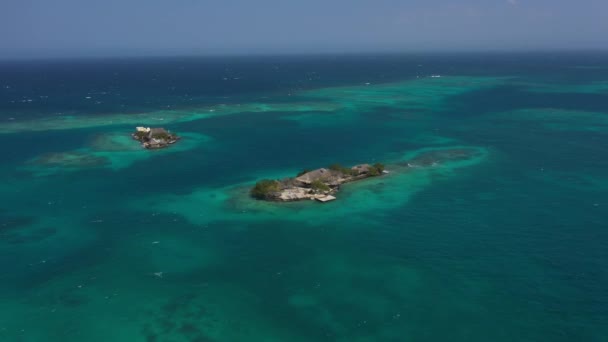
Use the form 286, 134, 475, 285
251, 163, 386, 203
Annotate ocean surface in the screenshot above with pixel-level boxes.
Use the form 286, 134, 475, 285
0, 53, 607, 341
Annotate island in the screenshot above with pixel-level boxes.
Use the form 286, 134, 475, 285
132, 127, 180, 149
251, 163, 386, 202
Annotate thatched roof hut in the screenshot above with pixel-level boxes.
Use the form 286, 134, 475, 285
295, 168, 332, 184
351, 164, 371, 175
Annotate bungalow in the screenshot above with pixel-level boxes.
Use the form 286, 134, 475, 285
136, 126, 151, 133
351, 164, 371, 175
295, 168, 333, 185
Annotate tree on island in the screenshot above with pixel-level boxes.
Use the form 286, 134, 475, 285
328, 163, 355, 176
310, 179, 331, 192
251, 179, 281, 200
368, 163, 385, 176
133, 131, 148, 140
150, 131, 172, 140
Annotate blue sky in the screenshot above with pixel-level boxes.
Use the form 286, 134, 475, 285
1, 0, 607, 58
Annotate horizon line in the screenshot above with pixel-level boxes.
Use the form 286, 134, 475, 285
2, 48, 608, 63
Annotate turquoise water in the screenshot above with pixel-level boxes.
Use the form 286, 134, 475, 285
0, 54, 607, 341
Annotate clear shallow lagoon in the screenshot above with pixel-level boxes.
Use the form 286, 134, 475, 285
1, 53, 607, 341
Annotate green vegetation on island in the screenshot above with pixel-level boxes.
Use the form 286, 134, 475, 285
250, 179, 281, 200
311, 179, 331, 192
368, 163, 385, 176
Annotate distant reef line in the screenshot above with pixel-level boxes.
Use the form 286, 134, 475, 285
0, 76, 510, 134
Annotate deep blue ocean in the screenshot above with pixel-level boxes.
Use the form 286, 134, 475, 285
0, 53, 607, 341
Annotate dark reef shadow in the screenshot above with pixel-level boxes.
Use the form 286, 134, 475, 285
440, 85, 608, 118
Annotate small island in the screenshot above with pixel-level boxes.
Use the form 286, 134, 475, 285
132, 127, 180, 149
251, 163, 386, 203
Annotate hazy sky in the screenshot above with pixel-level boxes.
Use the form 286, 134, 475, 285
1, 0, 607, 59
